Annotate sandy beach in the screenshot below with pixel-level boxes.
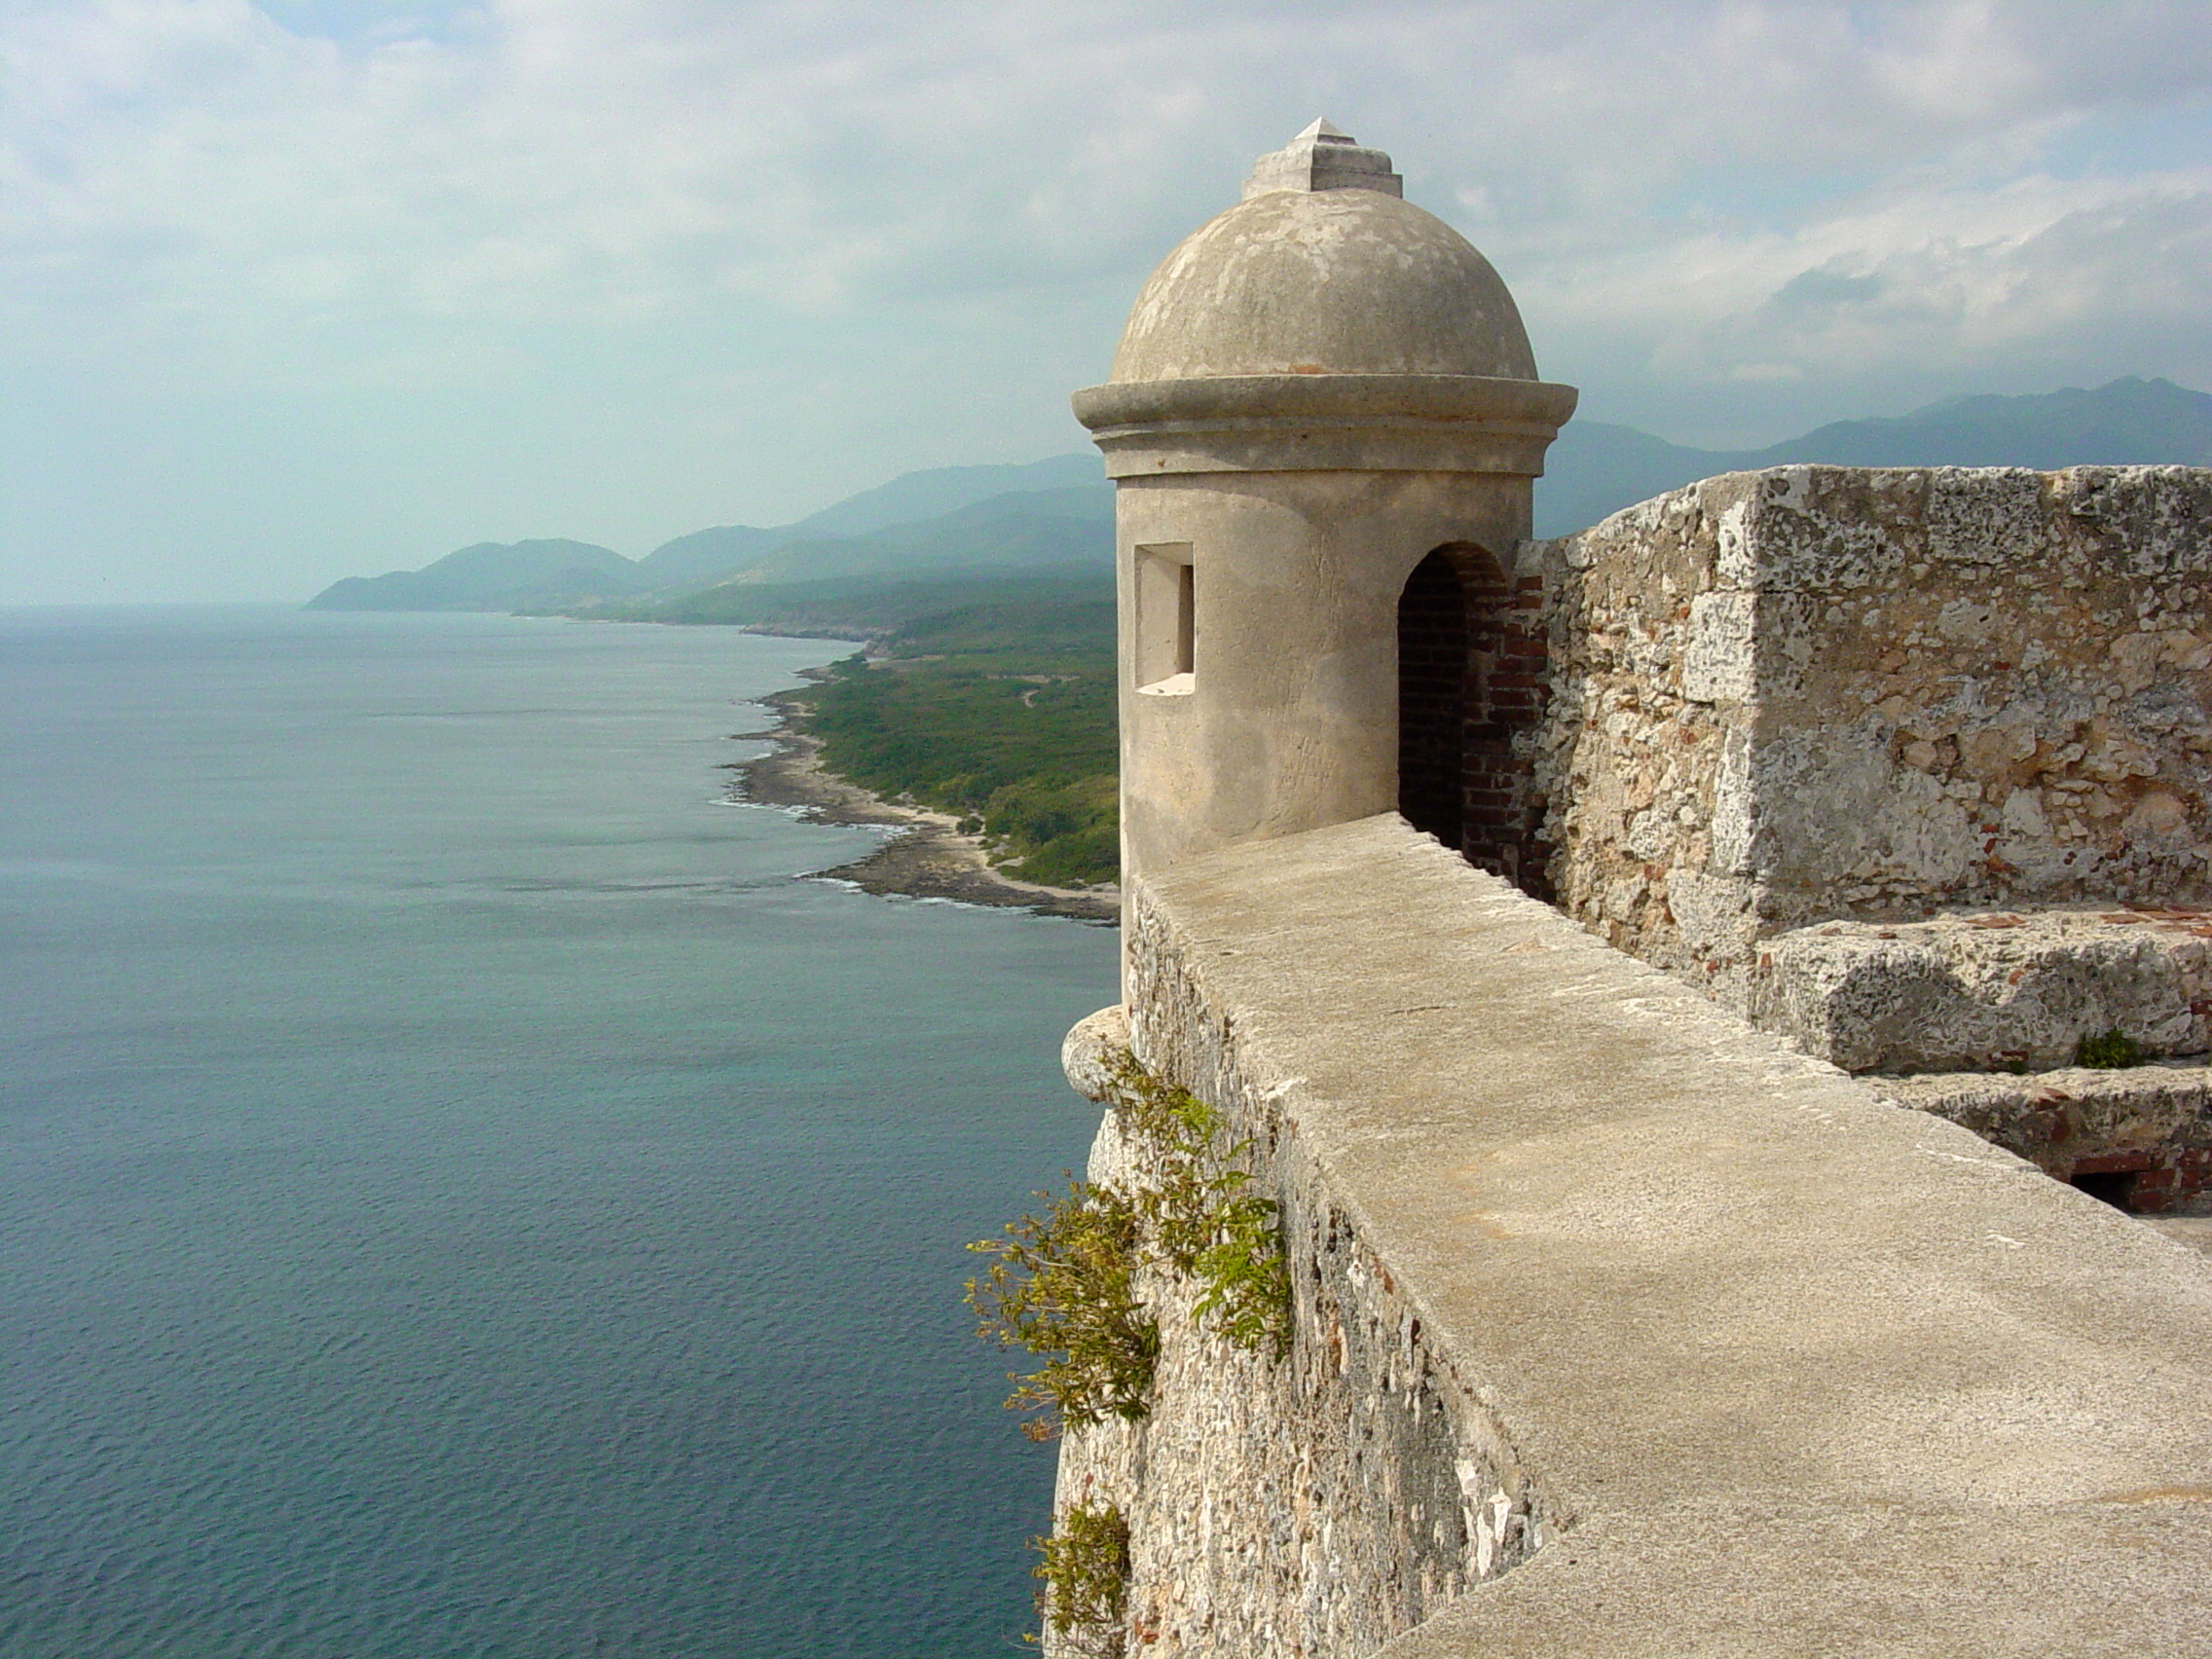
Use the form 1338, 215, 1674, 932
726, 685, 1120, 925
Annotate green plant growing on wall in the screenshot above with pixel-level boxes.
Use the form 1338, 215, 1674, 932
1103, 1052, 1293, 1361
1031, 1502, 1131, 1655
964, 1053, 1291, 1446
2077, 1027, 2145, 1069
966, 1182, 1159, 1441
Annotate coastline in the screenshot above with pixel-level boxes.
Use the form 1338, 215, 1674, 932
727, 682, 1121, 925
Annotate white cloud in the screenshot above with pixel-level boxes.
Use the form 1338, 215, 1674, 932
9, 2, 2203, 334
1, 0, 2208, 595
1530, 163, 2212, 388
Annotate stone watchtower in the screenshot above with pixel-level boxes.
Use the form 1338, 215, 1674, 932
1073, 121, 1576, 895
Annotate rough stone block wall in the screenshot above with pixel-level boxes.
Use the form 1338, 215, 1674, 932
1050, 820, 2212, 1658
1533, 464, 2212, 1007
1749, 907, 2212, 1074
1526, 487, 1748, 990
1050, 995, 1544, 1659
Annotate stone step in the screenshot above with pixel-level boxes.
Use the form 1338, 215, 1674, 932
1748, 905, 2212, 1075
1869, 1061, 2212, 1215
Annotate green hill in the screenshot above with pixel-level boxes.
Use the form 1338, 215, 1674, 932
308, 461, 1109, 611
630, 455, 1105, 587
305, 538, 641, 611
792, 595, 1119, 887
650, 486, 1110, 597
615, 570, 1109, 637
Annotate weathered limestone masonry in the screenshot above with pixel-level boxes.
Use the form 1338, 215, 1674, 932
1530, 464, 2212, 1209
1056, 817, 2212, 1658
1058, 1001, 1545, 1658
1750, 908, 2212, 1074
1877, 1062, 2212, 1214
1532, 463, 2212, 999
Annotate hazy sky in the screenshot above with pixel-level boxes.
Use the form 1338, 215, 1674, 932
5, 0, 2208, 602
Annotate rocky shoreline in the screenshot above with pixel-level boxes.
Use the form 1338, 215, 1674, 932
726, 685, 1120, 925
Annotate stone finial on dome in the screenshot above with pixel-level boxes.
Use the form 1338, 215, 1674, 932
1242, 119, 1403, 200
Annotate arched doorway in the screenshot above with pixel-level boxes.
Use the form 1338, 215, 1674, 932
1396, 543, 1543, 891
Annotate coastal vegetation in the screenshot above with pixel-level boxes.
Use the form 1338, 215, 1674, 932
1031, 1503, 1131, 1655
964, 1052, 1290, 1440
789, 589, 1120, 887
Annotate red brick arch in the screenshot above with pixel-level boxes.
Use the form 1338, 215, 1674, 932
1396, 542, 1547, 894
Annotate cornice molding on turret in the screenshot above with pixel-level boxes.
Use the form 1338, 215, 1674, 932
1072, 373, 1578, 478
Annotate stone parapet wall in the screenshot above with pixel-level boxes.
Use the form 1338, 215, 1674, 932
1525, 482, 1751, 990
1532, 465, 2212, 1005
1748, 904, 2212, 1074
1057, 815, 2212, 1658
1050, 1003, 1543, 1658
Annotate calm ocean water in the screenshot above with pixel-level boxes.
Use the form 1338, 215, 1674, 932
0, 607, 1117, 1659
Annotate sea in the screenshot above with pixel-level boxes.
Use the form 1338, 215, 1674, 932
0, 606, 1118, 1659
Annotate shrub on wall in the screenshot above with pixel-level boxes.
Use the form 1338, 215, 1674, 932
1103, 1053, 1293, 1360
964, 1051, 1291, 1443
966, 1181, 1159, 1442
1031, 1502, 1131, 1656
2076, 1027, 2145, 1069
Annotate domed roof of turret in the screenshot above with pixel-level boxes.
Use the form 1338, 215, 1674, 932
1109, 121, 1539, 385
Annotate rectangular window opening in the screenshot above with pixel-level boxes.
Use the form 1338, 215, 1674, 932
1135, 542, 1195, 695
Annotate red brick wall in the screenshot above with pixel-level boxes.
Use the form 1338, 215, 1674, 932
1397, 545, 1548, 896
2068, 1149, 2212, 1215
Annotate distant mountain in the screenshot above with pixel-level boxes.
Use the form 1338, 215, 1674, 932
311, 454, 1110, 608
632, 524, 791, 588
641, 569, 1115, 637
306, 538, 642, 611
1533, 424, 1729, 540
705, 485, 1111, 590
1758, 377, 2212, 469
783, 453, 1103, 540
312, 380, 2209, 611
632, 453, 1105, 587
1533, 377, 2212, 537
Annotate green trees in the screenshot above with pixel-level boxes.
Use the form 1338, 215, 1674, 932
794, 598, 1121, 886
